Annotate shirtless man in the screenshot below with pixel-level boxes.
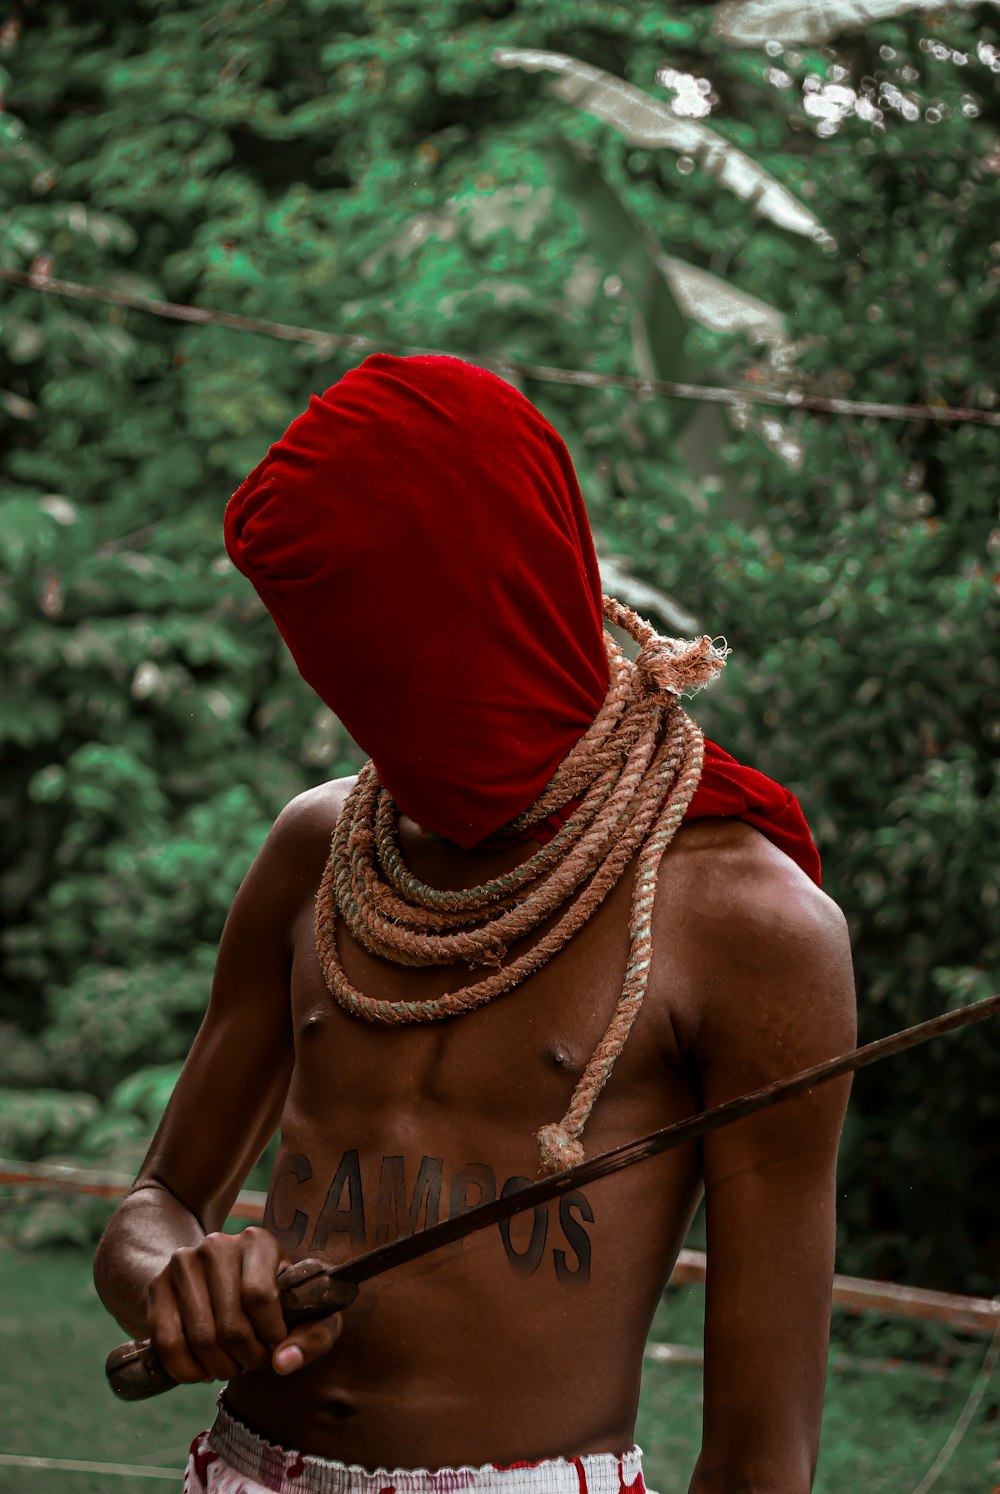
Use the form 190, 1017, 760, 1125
94, 355, 856, 1494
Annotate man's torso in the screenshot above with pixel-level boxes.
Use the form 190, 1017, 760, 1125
223, 782, 756, 1466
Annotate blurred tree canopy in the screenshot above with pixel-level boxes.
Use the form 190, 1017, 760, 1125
0, 0, 997, 1291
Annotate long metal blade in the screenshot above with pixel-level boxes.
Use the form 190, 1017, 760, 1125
331, 992, 1000, 1284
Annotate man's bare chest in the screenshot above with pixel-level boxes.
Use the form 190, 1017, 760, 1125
266, 851, 703, 1265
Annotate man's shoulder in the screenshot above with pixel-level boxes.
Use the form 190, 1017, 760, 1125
275, 775, 358, 837
657, 819, 855, 1057
664, 817, 845, 947
254, 776, 358, 884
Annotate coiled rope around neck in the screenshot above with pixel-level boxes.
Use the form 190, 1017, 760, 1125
315, 596, 729, 1174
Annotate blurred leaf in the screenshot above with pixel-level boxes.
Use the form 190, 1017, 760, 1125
0, 1026, 49, 1087
541, 138, 695, 430
15, 1199, 95, 1249
0, 495, 61, 570
0, 1088, 99, 1160
712, 0, 998, 46
0, 388, 39, 421
657, 254, 790, 349
494, 48, 834, 246
597, 548, 701, 635
107, 1062, 182, 1129
50, 202, 138, 251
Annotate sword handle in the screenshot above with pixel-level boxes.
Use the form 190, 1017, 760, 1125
105, 1259, 359, 1401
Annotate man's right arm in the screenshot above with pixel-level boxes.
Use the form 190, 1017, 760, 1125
93, 786, 344, 1379
680, 840, 856, 1494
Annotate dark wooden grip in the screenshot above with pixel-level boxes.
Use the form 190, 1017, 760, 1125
105, 1261, 359, 1401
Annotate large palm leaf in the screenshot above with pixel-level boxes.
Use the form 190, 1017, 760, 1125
712, 0, 996, 46
540, 137, 695, 430
493, 48, 834, 247
493, 51, 805, 483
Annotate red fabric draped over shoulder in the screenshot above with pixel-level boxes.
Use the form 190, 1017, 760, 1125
224, 353, 821, 886
688, 739, 822, 886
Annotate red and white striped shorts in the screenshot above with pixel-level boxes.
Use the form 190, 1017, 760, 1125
183, 1401, 647, 1494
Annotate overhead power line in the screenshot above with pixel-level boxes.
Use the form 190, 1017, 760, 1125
2, 266, 998, 428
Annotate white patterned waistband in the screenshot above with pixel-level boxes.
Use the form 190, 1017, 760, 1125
204, 1400, 646, 1494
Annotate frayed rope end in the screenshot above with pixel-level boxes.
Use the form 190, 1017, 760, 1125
636, 633, 731, 702
537, 1122, 585, 1175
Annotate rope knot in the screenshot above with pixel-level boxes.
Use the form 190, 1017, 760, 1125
636, 633, 730, 704
537, 1122, 585, 1175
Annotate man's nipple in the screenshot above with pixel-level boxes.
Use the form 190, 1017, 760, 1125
301, 1008, 329, 1038
546, 1041, 579, 1073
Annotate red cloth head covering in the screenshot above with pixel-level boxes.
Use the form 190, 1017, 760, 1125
225, 353, 821, 885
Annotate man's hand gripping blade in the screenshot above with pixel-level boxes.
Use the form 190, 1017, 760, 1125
106, 1262, 359, 1400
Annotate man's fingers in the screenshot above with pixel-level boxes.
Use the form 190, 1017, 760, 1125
199, 1236, 272, 1373
239, 1228, 291, 1348
272, 1312, 344, 1375
147, 1276, 215, 1386
145, 1227, 302, 1386
170, 1247, 243, 1383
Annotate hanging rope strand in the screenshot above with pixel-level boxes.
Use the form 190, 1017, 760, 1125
314, 596, 730, 1173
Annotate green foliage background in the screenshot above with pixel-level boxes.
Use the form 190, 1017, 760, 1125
0, 0, 998, 1294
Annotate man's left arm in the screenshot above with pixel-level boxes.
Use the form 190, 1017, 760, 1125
684, 848, 857, 1494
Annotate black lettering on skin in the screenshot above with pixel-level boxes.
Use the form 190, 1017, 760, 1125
447, 1162, 497, 1216
375, 1154, 443, 1244
497, 1175, 548, 1277
446, 1163, 496, 1256
263, 1152, 312, 1250
263, 1151, 594, 1281
553, 1191, 594, 1284
310, 1148, 367, 1251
